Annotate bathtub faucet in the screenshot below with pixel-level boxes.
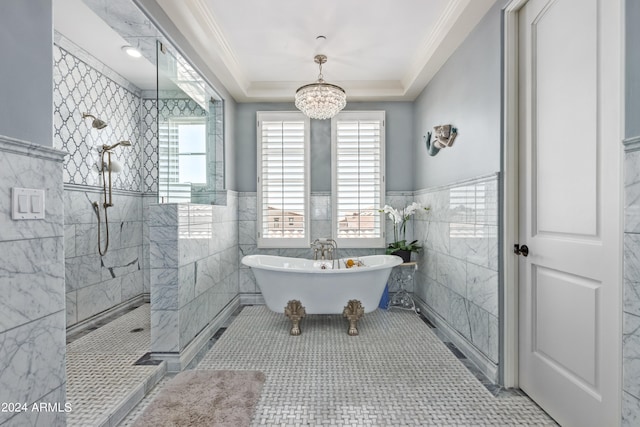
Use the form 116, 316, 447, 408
311, 238, 340, 269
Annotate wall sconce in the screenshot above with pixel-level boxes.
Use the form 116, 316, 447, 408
424, 124, 458, 156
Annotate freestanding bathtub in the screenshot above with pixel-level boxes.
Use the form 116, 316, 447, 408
241, 254, 403, 335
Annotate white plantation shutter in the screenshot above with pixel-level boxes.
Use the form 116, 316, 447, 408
332, 111, 385, 248
257, 112, 310, 248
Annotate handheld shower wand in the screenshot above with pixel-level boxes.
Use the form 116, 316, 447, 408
103, 140, 131, 150
94, 141, 131, 255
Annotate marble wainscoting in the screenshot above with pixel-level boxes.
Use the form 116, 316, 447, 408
149, 192, 239, 371
141, 193, 157, 296
0, 136, 67, 426
64, 185, 144, 329
623, 138, 640, 426
413, 174, 499, 381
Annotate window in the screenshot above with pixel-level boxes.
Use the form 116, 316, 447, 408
331, 111, 385, 248
156, 41, 224, 205
257, 111, 310, 248
158, 117, 207, 203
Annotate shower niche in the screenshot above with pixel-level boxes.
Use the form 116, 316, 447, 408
156, 42, 224, 205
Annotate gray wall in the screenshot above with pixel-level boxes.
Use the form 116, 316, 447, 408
235, 101, 414, 192
0, 0, 53, 146
413, 0, 505, 189
408, 0, 505, 382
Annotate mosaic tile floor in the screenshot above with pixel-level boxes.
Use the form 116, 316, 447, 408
121, 306, 557, 426
66, 304, 166, 427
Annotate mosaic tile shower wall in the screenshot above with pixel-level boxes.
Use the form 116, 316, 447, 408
53, 39, 146, 327
54, 36, 227, 329
53, 44, 142, 191
140, 98, 157, 194
413, 174, 499, 371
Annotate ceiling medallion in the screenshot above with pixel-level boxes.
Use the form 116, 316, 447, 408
295, 54, 346, 120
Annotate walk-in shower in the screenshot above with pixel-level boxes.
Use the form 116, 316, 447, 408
93, 141, 132, 255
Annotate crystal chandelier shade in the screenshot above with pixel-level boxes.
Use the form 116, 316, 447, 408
295, 55, 346, 120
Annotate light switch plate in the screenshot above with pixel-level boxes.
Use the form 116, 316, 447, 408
12, 188, 45, 220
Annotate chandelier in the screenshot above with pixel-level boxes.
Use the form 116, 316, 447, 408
295, 54, 346, 120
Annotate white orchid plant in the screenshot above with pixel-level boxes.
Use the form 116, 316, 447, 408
380, 202, 430, 254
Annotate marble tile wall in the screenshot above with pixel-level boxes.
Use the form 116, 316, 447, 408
623, 140, 640, 425
142, 193, 157, 296
64, 187, 144, 326
413, 174, 499, 365
149, 192, 239, 353
53, 38, 148, 327
0, 136, 67, 426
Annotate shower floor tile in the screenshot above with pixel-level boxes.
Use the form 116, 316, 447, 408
66, 304, 165, 427
120, 305, 557, 426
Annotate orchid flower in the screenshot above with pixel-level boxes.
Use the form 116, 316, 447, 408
380, 202, 430, 254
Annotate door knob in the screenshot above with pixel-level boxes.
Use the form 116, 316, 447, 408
514, 244, 529, 257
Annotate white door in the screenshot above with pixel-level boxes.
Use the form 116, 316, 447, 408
517, 0, 622, 426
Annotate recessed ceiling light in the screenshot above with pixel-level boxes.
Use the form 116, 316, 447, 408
121, 45, 142, 58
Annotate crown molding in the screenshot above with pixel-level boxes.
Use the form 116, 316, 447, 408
402, 0, 498, 99
244, 80, 407, 102
154, 0, 499, 102
155, 0, 249, 98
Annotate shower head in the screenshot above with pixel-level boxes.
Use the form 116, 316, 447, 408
102, 141, 132, 151
82, 112, 108, 129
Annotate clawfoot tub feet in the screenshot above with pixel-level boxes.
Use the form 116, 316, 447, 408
284, 300, 306, 335
343, 299, 365, 336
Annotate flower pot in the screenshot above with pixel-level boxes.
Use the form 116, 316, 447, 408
391, 249, 411, 263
